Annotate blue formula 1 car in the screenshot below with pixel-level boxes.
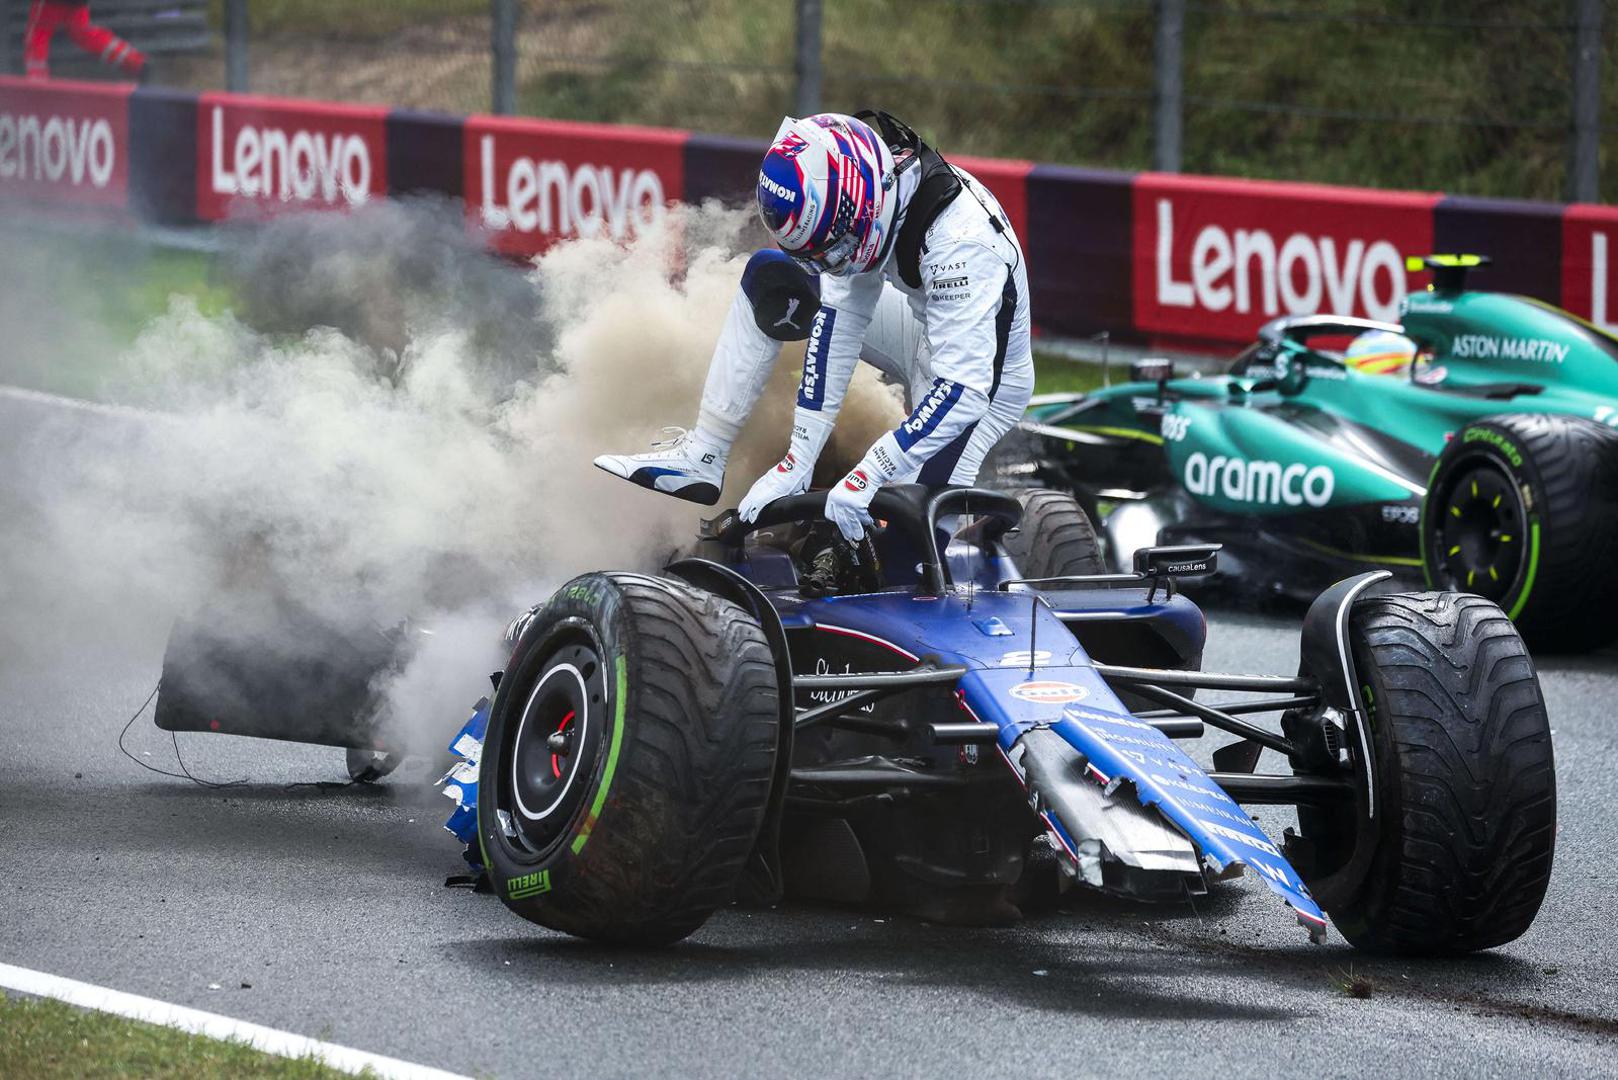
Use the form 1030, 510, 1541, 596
441, 485, 1556, 953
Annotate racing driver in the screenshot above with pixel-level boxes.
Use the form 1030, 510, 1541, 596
593, 110, 1033, 546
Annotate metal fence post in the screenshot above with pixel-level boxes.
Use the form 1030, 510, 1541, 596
794, 0, 823, 117
1153, 0, 1185, 173
1569, 0, 1602, 203
0, 0, 15, 77
492, 0, 517, 116
225, 0, 249, 93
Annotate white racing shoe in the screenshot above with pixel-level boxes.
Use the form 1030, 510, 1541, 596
592, 427, 726, 506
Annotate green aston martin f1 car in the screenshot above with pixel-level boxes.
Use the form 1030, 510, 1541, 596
1013, 256, 1618, 651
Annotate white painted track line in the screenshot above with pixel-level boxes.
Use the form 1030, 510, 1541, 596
0, 962, 471, 1080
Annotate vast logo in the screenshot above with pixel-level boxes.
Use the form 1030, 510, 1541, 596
209, 107, 373, 205
0, 110, 117, 188
1184, 451, 1335, 507
1153, 197, 1408, 323
479, 135, 663, 240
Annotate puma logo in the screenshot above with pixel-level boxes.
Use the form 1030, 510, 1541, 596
774, 298, 801, 329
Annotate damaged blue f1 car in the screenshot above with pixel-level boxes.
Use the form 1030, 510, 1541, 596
431, 485, 1555, 952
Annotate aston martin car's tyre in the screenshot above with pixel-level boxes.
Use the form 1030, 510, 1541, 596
1300, 592, 1555, 955
1004, 489, 1105, 578
1422, 413, 1618, 651
981, 426, 1049, 493
478, 572, 779, 945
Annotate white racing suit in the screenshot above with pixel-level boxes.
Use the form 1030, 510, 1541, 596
699, 167, 1034, 519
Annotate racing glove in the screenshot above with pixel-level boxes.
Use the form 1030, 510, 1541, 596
738, 412, 835, 523
824, 430, 906, 542
738, 449, 812, 523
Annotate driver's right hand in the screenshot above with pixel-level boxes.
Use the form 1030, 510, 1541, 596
739, 451, 813, 523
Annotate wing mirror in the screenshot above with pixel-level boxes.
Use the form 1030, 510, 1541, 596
1130, 358, 1176, 384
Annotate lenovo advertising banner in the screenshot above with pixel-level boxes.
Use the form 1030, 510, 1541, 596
0, 76, 131, 211
1561, 204, 1618, 334
465, 115, 685, 258
196, 94, 389, 221
1133, 173, 1439, 345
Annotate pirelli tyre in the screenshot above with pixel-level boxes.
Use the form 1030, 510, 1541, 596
1290, 592, 1555, 955
1003, 489, 1106, 578
478, 572, 779, 945
1422, 413, 1618, 651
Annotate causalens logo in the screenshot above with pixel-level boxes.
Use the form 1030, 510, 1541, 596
1184, 452, 1335, 507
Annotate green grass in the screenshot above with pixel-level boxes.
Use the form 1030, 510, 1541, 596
0, 228, 231, 400
208, 0, 488, 36
1033, 350, 1106, 395
507, 0, 1610, 202
0, 995, 367, 1079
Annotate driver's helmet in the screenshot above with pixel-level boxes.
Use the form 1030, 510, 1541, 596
1344, 329, 1417, 375
756, 113, 897, 278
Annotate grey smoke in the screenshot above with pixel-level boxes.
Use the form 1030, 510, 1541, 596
0, 199, 901, 763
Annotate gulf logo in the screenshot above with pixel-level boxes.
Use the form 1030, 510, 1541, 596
1009, 681, 1089, 705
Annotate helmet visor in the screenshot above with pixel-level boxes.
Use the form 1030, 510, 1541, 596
788, 230, 859, 277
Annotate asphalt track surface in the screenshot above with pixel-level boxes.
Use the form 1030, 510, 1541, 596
4, 396, 1618, 1078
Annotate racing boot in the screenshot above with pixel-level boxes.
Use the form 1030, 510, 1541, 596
592, 426, 726, 505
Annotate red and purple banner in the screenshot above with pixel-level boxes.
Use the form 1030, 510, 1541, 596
196, 93, 388, 221
2, 77, 1612, 347
0, 75, 130, 211
464, 114, 685, 258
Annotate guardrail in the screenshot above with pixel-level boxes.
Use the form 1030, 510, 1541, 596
3, 74, 1616, 350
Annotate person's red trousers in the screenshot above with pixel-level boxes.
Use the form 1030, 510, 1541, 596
24, 1, 146, 80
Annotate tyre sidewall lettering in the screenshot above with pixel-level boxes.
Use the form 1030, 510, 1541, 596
482, 575, 629, 907
1424, 424, 1540, 612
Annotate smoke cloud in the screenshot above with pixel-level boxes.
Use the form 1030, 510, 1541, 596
0, 200, 901, 761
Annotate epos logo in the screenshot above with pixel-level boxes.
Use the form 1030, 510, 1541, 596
199, 97, 387, 220
1134, 175, 1435, 343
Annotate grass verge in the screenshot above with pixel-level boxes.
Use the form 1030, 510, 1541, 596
0, 994, 367, 1079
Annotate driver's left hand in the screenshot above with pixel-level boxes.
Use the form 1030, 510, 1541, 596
824, 467, 877, 542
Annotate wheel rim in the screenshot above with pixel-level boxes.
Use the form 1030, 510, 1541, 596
1430, 459, 1526, 602
499, 641, 606, 858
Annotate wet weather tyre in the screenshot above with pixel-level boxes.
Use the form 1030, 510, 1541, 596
477, 572, 779, 945
1004, 489, 1105, 578
1422, 413, 1618, 651
1312, 592, 1556, 955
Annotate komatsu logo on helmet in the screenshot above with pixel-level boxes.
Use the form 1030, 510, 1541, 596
759, 172, 796, 204
758, 151, 804, 234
